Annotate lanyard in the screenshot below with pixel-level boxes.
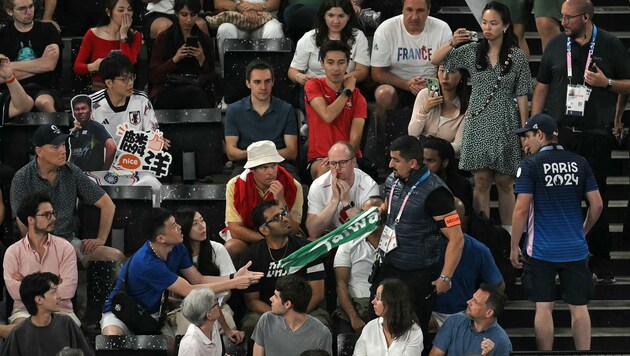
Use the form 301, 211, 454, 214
387, 170, 431, 225
540, 144, 564, 152
566, 25, 597, 85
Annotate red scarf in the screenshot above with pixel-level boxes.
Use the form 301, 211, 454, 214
233, 165, 298, 229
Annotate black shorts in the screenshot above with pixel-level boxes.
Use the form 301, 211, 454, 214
522, 256, 593, 305
394, 87, 417, 109
22, 83, 63, 111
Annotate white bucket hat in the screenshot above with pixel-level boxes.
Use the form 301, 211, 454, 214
243, 140, 285, 169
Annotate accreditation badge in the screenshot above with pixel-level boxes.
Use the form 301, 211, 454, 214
566, 84, 588, 117
378, 225, 398, 255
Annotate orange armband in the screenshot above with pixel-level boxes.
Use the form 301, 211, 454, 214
436, 213, 461, 228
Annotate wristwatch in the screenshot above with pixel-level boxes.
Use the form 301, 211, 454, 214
439, 274, 452, 283
607, 78, 613, 89
341, 201, 355, 211
341, 87, 353, 98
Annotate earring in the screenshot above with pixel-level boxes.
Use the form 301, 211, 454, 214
503, 28, 507, 33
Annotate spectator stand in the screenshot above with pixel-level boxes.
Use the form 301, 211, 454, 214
155, 108, 224, 182
159, 184, 226, 245
337, 333, 359, 356
0, 112, 71, 173
222, 38, 297, 106
95, 335, 167, 355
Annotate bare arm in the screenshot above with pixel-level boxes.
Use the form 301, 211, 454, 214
227, 221, 264, 243
349, 118, 365, 155
431, 41, 455, 66
42, 0, 57, 20
530, 82, 549, 115
516, 95, 529, 126
335, 267, 365, 331
177, 261, 263, 294
253, 343, 265, 356
583, 190, 603, 236
225, 136, 248, 162
306, 279, 324, 313
615, 94, 629, 134
510, 193, 531, 269
308, 95, 350, 124
348, 63, 369, 83
433, 210, 464, 293
103, 138, 117, 171
371, 67, 410, 91
429, 346, 447, 356
10, 44, 59, 76
277, 135, 298, 161
243, 291, 272, 315
93, 194, 115, 243
609, 79, 630, 95
214, 0, 238, 12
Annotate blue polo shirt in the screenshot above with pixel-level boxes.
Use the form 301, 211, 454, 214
433, 312, 512, 355
103, 242, 193, 314
515, 145, 598, 262
224, 95, 297, 154
435, 234, 503, 314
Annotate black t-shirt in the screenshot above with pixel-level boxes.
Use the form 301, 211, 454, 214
68, 120, 113, 171
240, 235, 326, 305
445, 173, 473, 216
424, 187, 457, 217
536, 28, 630, 128
0, 21, 62, 89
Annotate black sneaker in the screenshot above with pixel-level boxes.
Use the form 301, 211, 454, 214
593, 270, 616, 284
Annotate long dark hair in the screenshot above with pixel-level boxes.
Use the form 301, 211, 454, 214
164, 0, 212, 72
475, 1, 517, 72
313, 0, 360, 48
176, 207, 221, 276
380, 278, 418, 339
440, 65, 470, 113
98, 0, 136, 45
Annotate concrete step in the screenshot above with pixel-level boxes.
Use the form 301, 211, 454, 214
501, 300, 630, 329
507, 327, 630, 351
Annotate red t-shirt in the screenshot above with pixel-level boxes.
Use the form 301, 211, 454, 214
304, 77, 367, 161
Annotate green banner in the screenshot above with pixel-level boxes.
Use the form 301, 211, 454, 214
280, 207, 381, 274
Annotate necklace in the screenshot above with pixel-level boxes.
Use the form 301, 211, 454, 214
267, 238, 289, 262
149, 242, 162, 260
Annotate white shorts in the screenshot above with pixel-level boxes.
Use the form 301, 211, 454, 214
100, 311, 175, 338
10, 309, 81, 326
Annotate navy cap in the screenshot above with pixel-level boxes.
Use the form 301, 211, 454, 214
33, 124, 70, 147
514, 114, 558, 136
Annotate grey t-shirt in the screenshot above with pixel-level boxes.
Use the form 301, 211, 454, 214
1, 314, 95, 356
252, 312, 332, 355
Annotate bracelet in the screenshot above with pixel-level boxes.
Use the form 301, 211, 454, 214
120, 37, 129, 44
229, 273, 235, 280
449, 39, 456, 48
5, 74, 16, 84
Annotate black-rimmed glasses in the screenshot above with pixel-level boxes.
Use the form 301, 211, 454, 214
328, 158, 354, 168
261, 209, 289, 227
36, 211, 57, 220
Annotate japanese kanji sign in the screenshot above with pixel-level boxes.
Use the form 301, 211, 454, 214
112, 123, 172, 178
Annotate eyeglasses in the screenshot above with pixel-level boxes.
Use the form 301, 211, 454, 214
328, 158, 354, 168
261, 209, 289, 227
561, 13, 585, 23
14, 4, 34, 13
210, 299, 220, 310
36, 211, 57, 220
115, 74, 137, 84
374, 294, 382, 301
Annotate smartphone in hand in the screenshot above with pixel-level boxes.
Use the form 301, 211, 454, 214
186, 36, 199, 48
427, 77, 441, 97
